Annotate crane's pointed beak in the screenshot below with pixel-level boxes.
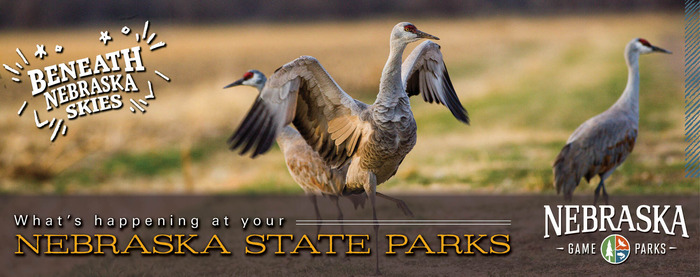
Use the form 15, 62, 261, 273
224, 78, 245, 89
652, 45, 672, 54
416, 30, 439, 40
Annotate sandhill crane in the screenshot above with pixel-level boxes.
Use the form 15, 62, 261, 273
554, 38, 670, 204
224, 70, 414, 235
227, 22, 468, 274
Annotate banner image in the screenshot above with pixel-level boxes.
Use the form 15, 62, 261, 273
1, 1, 697, 276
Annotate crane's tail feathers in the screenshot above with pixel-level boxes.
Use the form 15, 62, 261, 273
553, 143, 580, 201
228, 98, 278, 158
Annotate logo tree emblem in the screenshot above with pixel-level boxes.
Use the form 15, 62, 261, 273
605, 240, 613, 260
601, 234, 630, 265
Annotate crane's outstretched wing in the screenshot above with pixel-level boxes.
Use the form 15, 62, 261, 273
553, 113, 637, 197
402, 40, 469, 124
229, 56, 368, 167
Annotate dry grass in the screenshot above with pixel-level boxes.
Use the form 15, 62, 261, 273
0, 12, 694, 195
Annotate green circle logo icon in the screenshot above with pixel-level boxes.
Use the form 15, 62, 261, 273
601, 234, 630, 264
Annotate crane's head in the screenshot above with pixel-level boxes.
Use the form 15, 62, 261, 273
392, 22, 439, 44
224, 69, 267, 91
631, 38, 671, 55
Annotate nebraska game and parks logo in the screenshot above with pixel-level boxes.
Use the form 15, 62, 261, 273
543, 205, 688, 264
3, 21, 169, 142
600, 234, 630, 264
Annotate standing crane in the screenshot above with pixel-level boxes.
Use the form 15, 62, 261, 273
224, 70, 414, 235
227, 22, 469, 274
554, 38, 670, 204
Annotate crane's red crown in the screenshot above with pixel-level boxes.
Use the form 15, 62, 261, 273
638, 38, 651, 47
243, 71, 254, 80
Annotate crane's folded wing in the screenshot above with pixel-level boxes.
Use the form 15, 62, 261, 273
554, 115, 637, 191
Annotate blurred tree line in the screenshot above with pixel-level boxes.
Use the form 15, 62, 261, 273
0, 0, 682, 29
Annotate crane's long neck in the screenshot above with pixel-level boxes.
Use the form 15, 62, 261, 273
613, 47, 640, 117
375, 40, 408, 105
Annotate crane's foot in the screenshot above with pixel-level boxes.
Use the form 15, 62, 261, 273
396, 201, 414, 218
377, 192, 414, 217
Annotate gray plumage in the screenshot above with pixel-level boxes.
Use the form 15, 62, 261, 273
277, 125, 362, 234
226, 22, 468, 274
224, 70, 365, 231
278, 124, 411, 231
225, 71, 368, 233
553, 38, 670, 204
224, 68, 423, 232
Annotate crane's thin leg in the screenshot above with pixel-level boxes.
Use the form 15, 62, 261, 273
331, 195, 350, 258
594, 180, 603, 205
601, 181, 609, 205
365, 172, 381, 275
310, 195, 321, 235
376, 192, 414, 217
596, 171, 613, 205
564, 191, 572, 202
331, 195, 344, 234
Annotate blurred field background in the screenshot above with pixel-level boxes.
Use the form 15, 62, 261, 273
0, 10, 695, 195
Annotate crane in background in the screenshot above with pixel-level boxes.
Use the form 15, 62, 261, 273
554, 38, 671, 204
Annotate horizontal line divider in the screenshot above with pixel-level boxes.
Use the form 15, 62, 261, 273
296, 223, 511, 226
296, 219, 511, 222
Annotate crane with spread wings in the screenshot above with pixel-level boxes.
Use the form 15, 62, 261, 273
226, 22, 469, 274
